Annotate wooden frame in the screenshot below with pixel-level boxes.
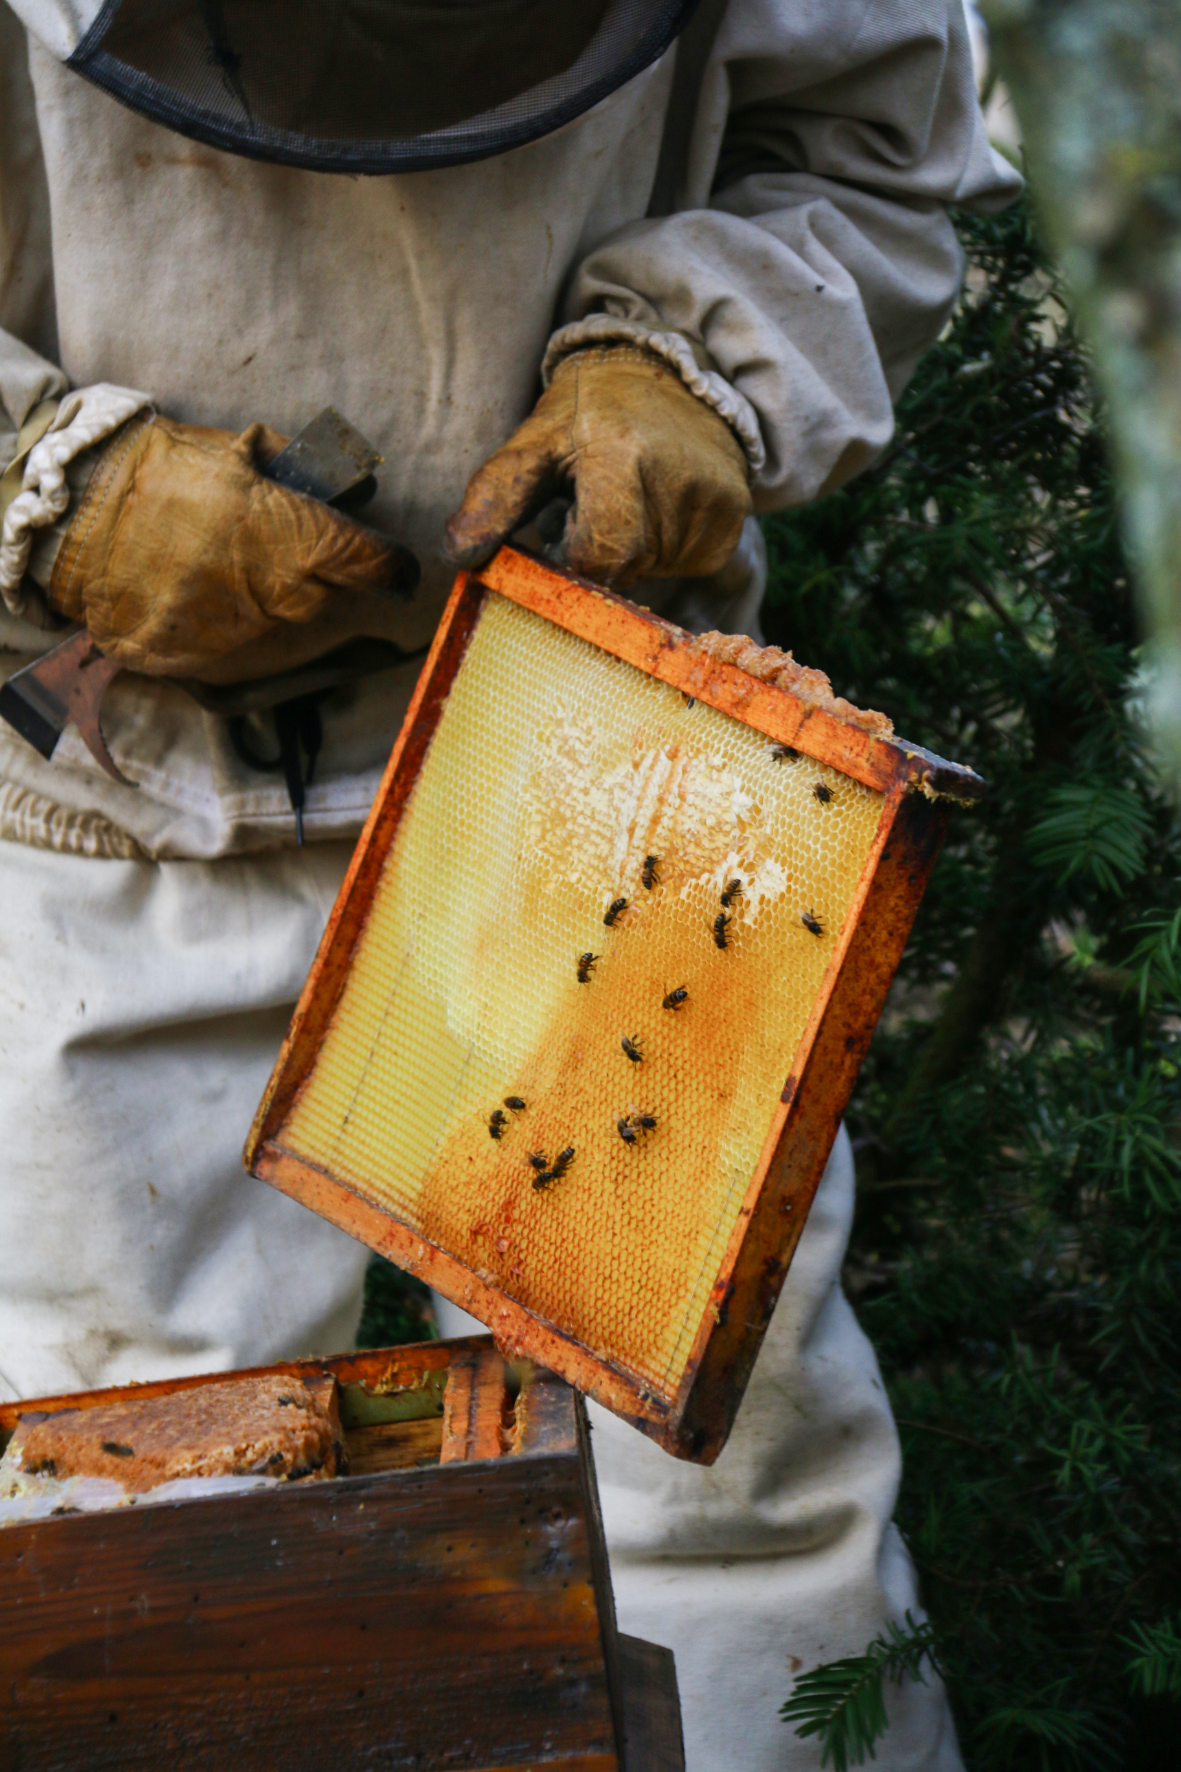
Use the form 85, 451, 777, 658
247, 547, 982, 1462
0, 1337, 683, 1771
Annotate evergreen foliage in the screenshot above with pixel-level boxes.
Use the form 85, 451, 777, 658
356, 1255, 435, 1349
780, 1615, 940, 1771
761, 200, 1181, 1770
1123, 1615, 1181, 1700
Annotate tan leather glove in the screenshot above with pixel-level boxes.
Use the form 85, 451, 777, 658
445, 346, 752, 588
48, 414, 418, 683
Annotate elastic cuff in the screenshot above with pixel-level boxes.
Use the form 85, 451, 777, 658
542, 316, 766, 476
0, 383, 151, 614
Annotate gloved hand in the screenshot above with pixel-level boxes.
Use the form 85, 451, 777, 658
445, 346, 752, 588
48, 414, 418, 682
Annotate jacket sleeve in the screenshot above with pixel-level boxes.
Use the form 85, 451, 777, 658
549, 0, 1022, 513
0, 0, 64, 463
0, 328, 64, 468
0, 8, 150, 628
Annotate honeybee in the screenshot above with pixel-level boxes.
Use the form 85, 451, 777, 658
577, 952, 599, 983
503, 1096, 526, 1113
767, 742, 797, 762
635, 1112, 657, 1131
604, 897, 628, 927
551, 1146, 575, 1177
720, 878, 743, 908
621, 1034, 644, 1063
527, 1151, 548, 1171
801, 908, 824, 937
662, 986, 688, 1011
642, 855, 660, 891
813, 782, 833, 804
617, 1117, 639, 1144
532, 1170, 555, 1191
488, 1109, 508, 1139
713, 911, 731, 950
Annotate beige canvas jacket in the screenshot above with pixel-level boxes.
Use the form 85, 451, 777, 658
0, 0, 1019, 859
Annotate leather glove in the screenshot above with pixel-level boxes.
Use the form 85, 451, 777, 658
445, 345, 752, 588
48, 414, 418, 683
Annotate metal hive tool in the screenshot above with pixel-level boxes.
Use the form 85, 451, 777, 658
247, 548, 983, 1461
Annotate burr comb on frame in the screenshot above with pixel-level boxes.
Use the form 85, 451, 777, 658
246, 546, 983, 1463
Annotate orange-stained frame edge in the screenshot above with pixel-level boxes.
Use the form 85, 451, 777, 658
245, 549, 973, 1460
479, 549, 983, 803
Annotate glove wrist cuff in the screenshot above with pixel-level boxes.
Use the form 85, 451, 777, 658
542, 317, 765, 476
0, 385, 152, 616
49, 409, 155, 623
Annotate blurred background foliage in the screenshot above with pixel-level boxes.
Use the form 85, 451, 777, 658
356, 1256, 434, 1351
762, 199, 1181, 1770
360, 196, 1181, 1769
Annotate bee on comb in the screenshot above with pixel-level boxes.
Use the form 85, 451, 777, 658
767, 742, 797, 762
534, 1147, 574, 1189
713, 912, 731, 950
813, 782, 833, 804
618, 1110, 656, 1143
621, 1034, 644, 1063
662, 986, 688, 1011
577, 952, 599, 983
503, 1096, 526, 1113
720, 878, 743, 909
801, 909, 824, 937
604, 898, 628, 928
641, 855, 660, 891
488, 1109, 508, 1140
527, 1151, 548, 1171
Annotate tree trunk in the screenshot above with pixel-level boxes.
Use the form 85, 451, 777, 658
984, 0, 1181, 784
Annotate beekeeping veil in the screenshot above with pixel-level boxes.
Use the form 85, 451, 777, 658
15, 0, 701, 173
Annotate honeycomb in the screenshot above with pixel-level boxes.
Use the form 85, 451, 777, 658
281, 593, 884, 1400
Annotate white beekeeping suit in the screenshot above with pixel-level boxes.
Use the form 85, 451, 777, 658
0, 1, 1018, 1763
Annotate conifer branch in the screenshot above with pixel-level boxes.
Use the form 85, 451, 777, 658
780, 1616, 941, 1770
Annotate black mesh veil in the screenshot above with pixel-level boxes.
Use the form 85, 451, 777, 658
68, 0, 701, 174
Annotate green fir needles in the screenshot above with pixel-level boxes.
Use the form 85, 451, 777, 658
780, 1616, 940, 1772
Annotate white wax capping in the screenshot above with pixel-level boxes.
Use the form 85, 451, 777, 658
0, 1437, 283, 1525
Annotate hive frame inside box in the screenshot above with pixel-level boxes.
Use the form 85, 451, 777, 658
0, 1338, 683, 1771
247, 547, 982, 1462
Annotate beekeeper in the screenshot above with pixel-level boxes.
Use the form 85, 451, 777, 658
0, 0, 1017, 1764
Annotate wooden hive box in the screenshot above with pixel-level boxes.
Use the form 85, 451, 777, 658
0, 1337, 681, 1771
247, 547, 983, 1462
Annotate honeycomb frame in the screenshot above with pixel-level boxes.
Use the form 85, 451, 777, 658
247, 547, 983, 1462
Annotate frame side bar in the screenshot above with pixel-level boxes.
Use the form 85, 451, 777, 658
245, 573, 487, 1160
